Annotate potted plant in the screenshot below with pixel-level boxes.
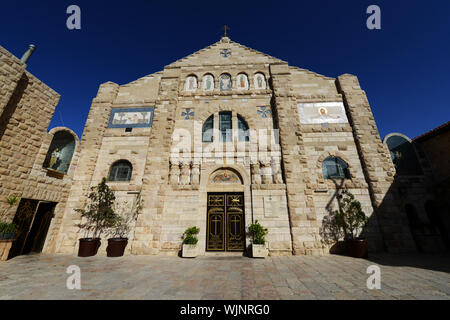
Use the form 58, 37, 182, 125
0, 195, 20, 240
334, 190, 369, 258
0, 195, 20, 261
106, 194, 142, 257
181, 226, 199, 258
249, 220, 268, 258
75, 178, 118, 257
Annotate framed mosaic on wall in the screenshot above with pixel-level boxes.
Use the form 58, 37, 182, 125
297, 102, 348, 124
108, 107, 154, 128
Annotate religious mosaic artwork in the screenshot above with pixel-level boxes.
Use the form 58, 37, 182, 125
257, 106, 271, 118
202, 74, 214, 91
181, 108, 194, 120
108, 107, 154, 128
219, 74, 232, 91
220, 48, 231, 58
237, 74, 249, 90
297, 102, 348, 124
253, 73, 266, 89
43, 131, 76, 174
185, 75, 198, 91
210, 169, 241, 184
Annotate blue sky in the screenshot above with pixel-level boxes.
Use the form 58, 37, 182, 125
1, 0, 449, 139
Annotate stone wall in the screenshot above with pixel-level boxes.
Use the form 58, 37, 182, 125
0, 45, 79, 255
336, 74, 416, 252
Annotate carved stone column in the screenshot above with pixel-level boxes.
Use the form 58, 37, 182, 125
191, 162, 200, 186
261, 160, 273, 184
272, 157, 284, 184
179, 162, 191, 185
169, 161, 180, 185
251, 162, 261, 185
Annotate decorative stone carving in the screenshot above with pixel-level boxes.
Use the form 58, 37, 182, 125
251, 163, 261, 185
271, 158, 284, 184
179, 163, 191, 185
169, 162, 180, 185
191, 163, 200, 185
261, 161, 273, 184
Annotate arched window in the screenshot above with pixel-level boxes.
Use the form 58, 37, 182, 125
43, 130, 76, 174
202, 74, 214, 91
184, 75, 198, 92
237, 115, 249, 142
202, 115, 214, 142
322, 156, 350, 179
219, 111, 232, 142
384, 134, 423, 175
253, 73, 267, 89
108, 160, 132, 181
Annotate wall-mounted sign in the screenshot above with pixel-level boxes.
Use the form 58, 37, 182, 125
297, 102, 348, 124
108, 107, 154, 128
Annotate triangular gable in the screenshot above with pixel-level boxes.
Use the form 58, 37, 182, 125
167, 37, 287, 68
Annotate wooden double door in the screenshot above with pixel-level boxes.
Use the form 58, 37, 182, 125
8, 199, 55, 259
206, 192, 245, 251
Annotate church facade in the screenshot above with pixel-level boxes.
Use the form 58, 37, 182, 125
49, 36, 419, 256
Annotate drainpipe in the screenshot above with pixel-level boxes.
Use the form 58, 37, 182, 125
20, 44, 36, 64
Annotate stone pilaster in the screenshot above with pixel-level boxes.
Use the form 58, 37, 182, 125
169, 161, 180, 185
336, 74, 415, 252
270, 63, 322, 255
179, 163, 191, 185
272, 157, 284, 184
251, 162, 261, 185
131, 67, 180, 255
191, 162, 200, 186
55, 82, 119, 254
260, 160, 273, 184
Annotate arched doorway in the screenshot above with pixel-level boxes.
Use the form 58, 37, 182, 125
206, 168, 245, 252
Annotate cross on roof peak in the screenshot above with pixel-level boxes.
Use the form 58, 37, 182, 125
222, 25, 230, 37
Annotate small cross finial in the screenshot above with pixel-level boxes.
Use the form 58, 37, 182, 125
222, 25, 229, 37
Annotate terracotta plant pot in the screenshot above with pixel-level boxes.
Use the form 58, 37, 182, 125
106, 238, 128, 257
346, 238, 368, 258
78, 238, 101, 257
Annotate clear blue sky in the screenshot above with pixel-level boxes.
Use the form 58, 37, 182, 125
1, 0, 449, 139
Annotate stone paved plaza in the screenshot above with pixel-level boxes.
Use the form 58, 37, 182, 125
0, 253, 449, 300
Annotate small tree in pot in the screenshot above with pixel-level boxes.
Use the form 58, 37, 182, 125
75, 178, 117, 257
249, 220, 268, 258
334, 190, 369, 258
0, 195, 20, 240
181, 226, 199, 258
106, 194, 142, 257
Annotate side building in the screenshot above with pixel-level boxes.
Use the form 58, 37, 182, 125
384, 121, 450, 252
0, 44, 79, 259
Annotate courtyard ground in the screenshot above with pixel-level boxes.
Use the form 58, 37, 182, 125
0, 253, 449, 300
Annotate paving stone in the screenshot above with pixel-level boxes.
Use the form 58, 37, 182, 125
0, 253, 449, 300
